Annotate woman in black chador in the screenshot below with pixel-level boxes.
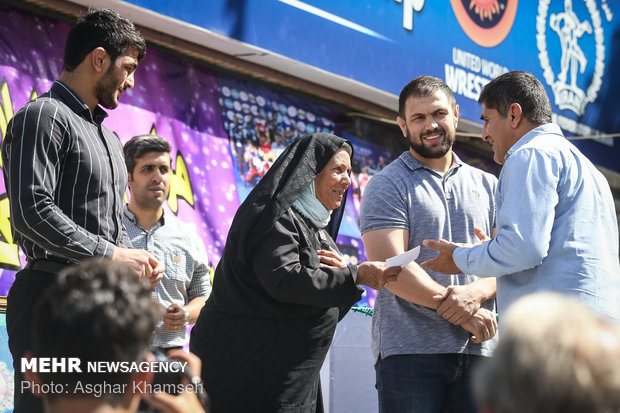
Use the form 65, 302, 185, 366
190, 133, 399, 412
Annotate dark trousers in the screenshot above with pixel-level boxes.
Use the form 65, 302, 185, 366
7, 268, 61, 413
376, 353, 483, 413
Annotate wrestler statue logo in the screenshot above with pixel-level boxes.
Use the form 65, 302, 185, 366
537, 0, 608, 116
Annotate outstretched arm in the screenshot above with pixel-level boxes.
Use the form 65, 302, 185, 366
366, 228, 495, 335
362, 227, 447, 309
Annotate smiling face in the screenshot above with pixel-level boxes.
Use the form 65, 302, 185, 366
480, 103, 517, 165
314, 147, 352, 211
95, 46, 139, 109
397, 90, 459, 163
127, 151, 171, 211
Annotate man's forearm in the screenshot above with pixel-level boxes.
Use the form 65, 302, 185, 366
385, 262, 447, 310
185, 297, 207, 324
469, 277, 497, 303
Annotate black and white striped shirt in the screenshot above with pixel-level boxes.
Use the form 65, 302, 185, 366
1, 80, 131, 264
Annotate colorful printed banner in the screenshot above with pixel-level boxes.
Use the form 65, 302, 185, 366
0, 4, 234, 298
0, 3, 387, 307
0, 3, 507, 309
125, 0, 620, 172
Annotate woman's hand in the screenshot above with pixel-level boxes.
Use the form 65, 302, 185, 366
317, 247, 348, 268
356, 261, 401, 290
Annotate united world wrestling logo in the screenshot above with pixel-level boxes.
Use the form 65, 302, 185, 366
450, 0, 518, 47
537, 0, 606, 116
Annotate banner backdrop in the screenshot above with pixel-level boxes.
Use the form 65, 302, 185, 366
0, 4, 512, 411
125, 0, 620, 173
0, 3, 389, 308
0, 3, 233, 297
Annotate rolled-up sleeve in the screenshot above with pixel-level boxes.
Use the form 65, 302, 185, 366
454, 148, 558, 277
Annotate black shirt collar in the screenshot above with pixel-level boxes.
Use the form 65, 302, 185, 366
52, 80, 109, 125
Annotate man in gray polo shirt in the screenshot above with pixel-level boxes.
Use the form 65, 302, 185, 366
359, 76, 498, 413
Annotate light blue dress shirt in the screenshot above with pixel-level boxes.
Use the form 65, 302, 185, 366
454, 123, 620, 318
123, 207, 212, 348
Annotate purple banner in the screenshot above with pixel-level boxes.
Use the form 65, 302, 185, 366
0, 4, 236, 294
0, 4, 389, 308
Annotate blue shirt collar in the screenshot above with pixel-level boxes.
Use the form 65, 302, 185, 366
123, 205, 166, 228
506, 123, 563, 160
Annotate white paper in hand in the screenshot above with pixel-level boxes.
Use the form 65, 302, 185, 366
386, 246, 420, 268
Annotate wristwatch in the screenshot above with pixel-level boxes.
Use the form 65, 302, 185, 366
183, 308, 191, 326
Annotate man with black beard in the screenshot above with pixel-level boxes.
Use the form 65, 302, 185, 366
2, 9, 163, 413
359, 76, 498, 413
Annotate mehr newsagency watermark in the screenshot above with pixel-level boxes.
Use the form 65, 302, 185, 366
20, 357, 203, 396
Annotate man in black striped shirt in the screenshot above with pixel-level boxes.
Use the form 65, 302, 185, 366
1, 9, 163, 413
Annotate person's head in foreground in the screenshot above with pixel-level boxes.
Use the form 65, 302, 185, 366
474, 292, 620, 413
24, 259, 205, 413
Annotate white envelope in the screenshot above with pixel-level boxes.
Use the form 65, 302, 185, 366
386, 246, 420, 268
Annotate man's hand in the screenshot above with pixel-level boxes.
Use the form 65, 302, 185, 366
144, 350, 207, 413
163, 304, 187, 332
421, 228, 491, 274
356, 262, 401, 290
432, 285, 481, 325
112, 246, 164, 290
460, 308, 497, 344
472, 227, 491, 243
420, 239, 460, 274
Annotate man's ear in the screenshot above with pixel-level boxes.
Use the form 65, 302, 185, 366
22, 352, 45, 397
453, 104, 460, 128
132, 370, 154, 396
396, 116, 407, 137
90, 47, 108, 73
508, 103, 523, 128
126, 173, 134, 196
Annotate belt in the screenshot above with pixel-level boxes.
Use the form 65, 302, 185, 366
26, 259, 71, 274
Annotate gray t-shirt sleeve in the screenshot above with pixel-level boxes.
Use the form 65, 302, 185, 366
359, 174, 409, 234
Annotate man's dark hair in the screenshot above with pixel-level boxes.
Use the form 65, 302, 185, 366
63, 8, 146, 72
123, 134, 171, 175
398, 76, 457, 117
33, 259, 158, 404
478, 71, 553, 125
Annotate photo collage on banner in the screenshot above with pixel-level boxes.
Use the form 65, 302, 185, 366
216, 77, 337, 197
215, 77, 388, 307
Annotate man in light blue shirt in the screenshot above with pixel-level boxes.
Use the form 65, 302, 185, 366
422, 71, 620, 319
